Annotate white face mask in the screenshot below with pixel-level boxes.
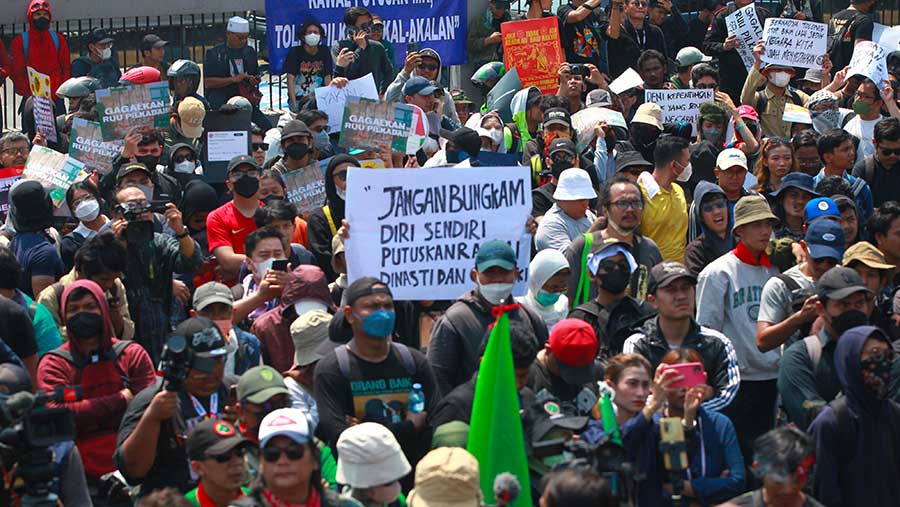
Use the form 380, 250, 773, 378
478, 281, 516, 305
336, 187, 346, 200
74, 198, 100, 222
769, 71, 791, 88
488, 128, 503, 146
254, 258, 277, 277
304, 33, 321, 46
99, 47, 112, 60
174, 161, 195, 174
368, 482, 401, 504
676, 161, 693, 182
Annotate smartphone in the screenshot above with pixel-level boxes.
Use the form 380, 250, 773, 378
407, 42, 419, 53
659, 417, 688, 470
149, 200, 169, 214
271, 259, 289, 272
666, 362, 707, 389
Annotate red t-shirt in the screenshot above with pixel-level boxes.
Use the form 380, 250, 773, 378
206, 201, 258, 255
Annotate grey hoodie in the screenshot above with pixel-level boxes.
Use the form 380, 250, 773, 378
384, 49, 459, 124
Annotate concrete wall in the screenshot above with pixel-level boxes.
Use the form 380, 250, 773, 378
0, 0, 264, 24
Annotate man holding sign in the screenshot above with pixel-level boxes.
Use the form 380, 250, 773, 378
704, 0, 769, 101
741, 40, 812, 138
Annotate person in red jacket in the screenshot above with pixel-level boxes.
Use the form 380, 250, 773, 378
36, 279, 155, 483
9, 0, 71, 101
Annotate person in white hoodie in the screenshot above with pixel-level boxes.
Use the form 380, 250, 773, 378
516, 249, 571, 333
696, 194, 779, 463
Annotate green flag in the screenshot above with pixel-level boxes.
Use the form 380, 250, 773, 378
467, 311, 533, 507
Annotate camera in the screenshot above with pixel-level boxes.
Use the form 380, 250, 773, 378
569, 64, 590, 77
117, 200, 151, 222
563, 436, 641, 502
0, 387, 81, 507
159, 335, 190, 392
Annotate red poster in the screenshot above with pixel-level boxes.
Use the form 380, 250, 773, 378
501, 17, 564, 94
0, 166, 24, 220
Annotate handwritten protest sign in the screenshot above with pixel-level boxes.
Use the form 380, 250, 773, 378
725, 3, 763, 71
95, 81, 171, 141
874, 23, 900, 52
761, 18, 828, 69
283, 163, 326, 213
314, 74, 379, 134
501, 17, 564, 94
68, 119, 123, 175
847, 41, 889, 87
0, 167, 23, 220
609, 68, 644, 96
345, 166, 533, 300
28, 67, 57, 144
23, 146, 86, 207
644, 89, 714, 135
572, 107, 627, 149
782, 103, 812, 124
339, 98, 417, 154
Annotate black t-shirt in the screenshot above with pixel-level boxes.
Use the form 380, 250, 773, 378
527, 359, 598, 416
532, 183, 556, 217
685, 17, 709, 51
852, 156, 900, 209
828, 9, 874, 73
0, 296, 37, 360
283, 45, 333, 98
114, 379, 232, 497
203, 43, 259, 109
558, 3, 608, 66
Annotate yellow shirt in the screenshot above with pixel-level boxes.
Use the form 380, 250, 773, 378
639, 175, 688, 263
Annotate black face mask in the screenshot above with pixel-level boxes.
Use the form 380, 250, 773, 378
32, 17, 50, 30
124, 219, 154, 245
232, 174, 260, 198
136, 154, 160, 170
262, 194, 284, 205
597, 262, 631, 294
284, 142, 309, 161
831, 310, 869, 337
67, 312, 104, 340
630, 127, 659, 150
861, 350, 893, 400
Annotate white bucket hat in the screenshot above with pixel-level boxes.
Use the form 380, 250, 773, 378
336, 422, 412, 488
553, 168, 597, 201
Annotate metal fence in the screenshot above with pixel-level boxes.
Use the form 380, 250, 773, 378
0, 3, 896, 130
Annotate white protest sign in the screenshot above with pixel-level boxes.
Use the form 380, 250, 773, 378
761, 18, 828, 70
572, 107, 627, 149
345, 166, 532, 300
314, 73, 379, 133
847, 41, 889, 87
644, 89, 714, 135
725, 3, 764, 71
608, 68, 644, 96
874, 23, 900, 52
782, 103, 811, 124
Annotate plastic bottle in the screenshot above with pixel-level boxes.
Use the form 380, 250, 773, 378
408, 383, 425, 413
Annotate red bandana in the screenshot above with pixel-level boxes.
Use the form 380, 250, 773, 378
733, 241, 771, 268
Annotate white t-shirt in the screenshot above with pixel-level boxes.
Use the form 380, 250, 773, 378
844, 115, 880, 165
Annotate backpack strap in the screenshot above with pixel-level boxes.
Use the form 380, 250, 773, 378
23, 30, 59, 63
803, 335, 823, 370
776, 273, 801, 293
335, 344, 351, 379
45, 348, 80, 368
573, 232, 594, 309
863, 156, 876, 184
829, 397, 854, 464
323, 205, 337, 237
851, 177, 867, 200
27, 300, 37, 321
392, 343, 417, 377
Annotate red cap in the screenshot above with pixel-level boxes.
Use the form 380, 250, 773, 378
736, 105, 759, 121
121, 66, 161, 85
548, 319, 598, 385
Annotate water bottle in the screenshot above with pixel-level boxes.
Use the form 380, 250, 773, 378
408, 383, 425, 413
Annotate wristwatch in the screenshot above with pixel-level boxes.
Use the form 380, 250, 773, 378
175, 228, 190, 239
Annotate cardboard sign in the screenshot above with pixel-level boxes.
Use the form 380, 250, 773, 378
68, 119, 123, 175
95, 81, 171, 141
313, 73, 379, 134
644, 89, 715, 135
283, 163, 326, 213
725, 3, 764, 71
28, 67, 57, 144
874, 23, 900, 52
338, 98, 416, 154
345, 166, 532, 300
572, 107, 627, 149
847, 41, 889, 87
608, 68, 644, 96
782, 103, 812, 124
0, 167, 23, 220
23, 146, 86, 207
201, 109, 252, 183
485, 68, 523, 124
501, 17, 564, 94
761, 18, 828, 70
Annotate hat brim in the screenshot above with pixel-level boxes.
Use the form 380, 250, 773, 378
336, 448, 412, 488
407, 489, 481, 507
553, 189, 598, 201
195, 295, 233, 311
260, 429, 309, 448
850, 258, 896, 271
415, 85, 439, 96
282, 131, 311, 141
655, 274, 698, 291
97, 38, 114, 44
557, 362, 594, 386
807, 245, 843, 261
822, 285, 872, 300
542, 119, 571, 129
769, 183, 819, 199
194, 435, 253, 461
733, 213, 778, 232
244, 385, 290, 404
181, 124, 204, 139
476, 259, 516, 272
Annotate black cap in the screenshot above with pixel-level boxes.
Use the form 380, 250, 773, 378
281, 119, 312, 141
816, 266, 872, 300
87, 28, 113, 45
9, 180, 52, 233
116, 162, 152, 182
615, 150, 653, 174
648, 261, 697, 294
226, 154, 260, 174
174, 317, 227, 355
186, 419, 252, 460
526, 394, 588, 444
548, 138, 577, 157
141, 34, 168, 52
542, 108, 572, 129
443, 127, 482, 158
344, 277, 392, 306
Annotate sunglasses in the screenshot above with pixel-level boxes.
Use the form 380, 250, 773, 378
701, 199, 727, 213
173, 154, 196, 163
879, 147, 900, 156
418, 63, 439, 72
598, 260, 630, 272
209, 447, 246, 463
334, 170, 348, 181
262, 443, 305, 462
252, 142, 269, 151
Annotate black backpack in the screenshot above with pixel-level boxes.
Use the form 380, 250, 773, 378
828, 396, 900, 470
776, 274, 816, 341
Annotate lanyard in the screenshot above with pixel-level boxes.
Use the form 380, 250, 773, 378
190, 392, 218, 419
686, 416, 706, 481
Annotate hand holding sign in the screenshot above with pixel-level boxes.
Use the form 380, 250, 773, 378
761, 17, 829, 70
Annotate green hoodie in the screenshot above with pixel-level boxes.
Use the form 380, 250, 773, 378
505, 86, 540, 153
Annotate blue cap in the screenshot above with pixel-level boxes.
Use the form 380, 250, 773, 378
804, 197, 840, 224
402, 76, 438, 97
475, 240, 516, 272
805, 219, 845, 260
769, 172, 820, 199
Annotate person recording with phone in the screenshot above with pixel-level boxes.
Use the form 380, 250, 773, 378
332, 7, 394, 94
231, 227, 293, 325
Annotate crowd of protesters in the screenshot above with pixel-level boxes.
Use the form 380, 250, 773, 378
0, 0, 899, 505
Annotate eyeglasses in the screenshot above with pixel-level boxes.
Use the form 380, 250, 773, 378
701, 199, 727, 213
173, 154, 196, 163
334, 170, 348, 181
262, 443, 305, 462
2, 147, 28, 156
855, 92, 877, 102
418, 63, 439, 72
598, 260, 631, 272
252, 142, 269, 151
209, 447, 246, 463
610, 199, 643, 210
230, 168, 260, 179
879, 147, 900, 156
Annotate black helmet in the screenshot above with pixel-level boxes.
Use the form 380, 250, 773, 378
167, 59, 201, 78
56, 76, 101, 98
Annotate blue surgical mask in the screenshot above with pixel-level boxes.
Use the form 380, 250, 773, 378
313, 130, 330, 151
356, 309, 396, 338
535, 289, 561, 307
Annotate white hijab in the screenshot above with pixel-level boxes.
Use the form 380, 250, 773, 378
516, 249, 570, 333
